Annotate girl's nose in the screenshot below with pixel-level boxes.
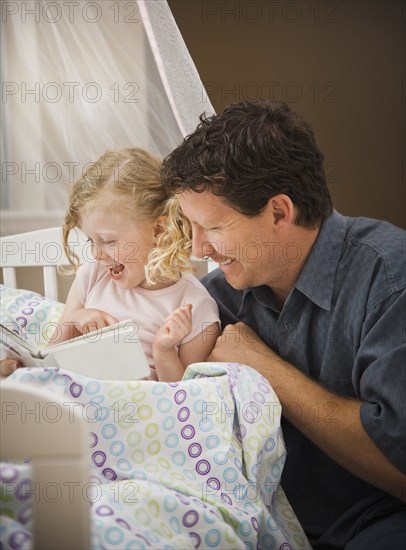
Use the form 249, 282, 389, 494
91, 242, 109, 262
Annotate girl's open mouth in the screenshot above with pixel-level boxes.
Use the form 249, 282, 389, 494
109, 264, 124, 279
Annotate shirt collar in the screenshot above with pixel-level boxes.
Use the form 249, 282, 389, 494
241, 210, 347, 312
295, 210, 347, 310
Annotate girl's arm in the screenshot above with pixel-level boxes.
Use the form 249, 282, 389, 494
48, 279, 118, 346
153, 304, 220, 382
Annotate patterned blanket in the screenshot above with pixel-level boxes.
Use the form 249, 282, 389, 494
0, 362, 310, 549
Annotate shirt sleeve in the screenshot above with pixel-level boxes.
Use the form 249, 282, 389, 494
75, 261, 100, 306
358, 288, 406, 474
180, 279, 220, 345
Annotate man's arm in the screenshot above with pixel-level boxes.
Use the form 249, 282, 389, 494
208, 322, 406, 502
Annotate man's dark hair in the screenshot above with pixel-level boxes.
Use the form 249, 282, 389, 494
161, 100, 333, 228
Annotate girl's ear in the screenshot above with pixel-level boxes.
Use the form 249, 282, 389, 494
266, 194, 295, 226
153, 216, 167, 239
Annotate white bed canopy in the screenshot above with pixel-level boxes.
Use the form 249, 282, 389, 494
0, 0, 215, 235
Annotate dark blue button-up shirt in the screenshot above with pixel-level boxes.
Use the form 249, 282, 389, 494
202, 210, 406, 545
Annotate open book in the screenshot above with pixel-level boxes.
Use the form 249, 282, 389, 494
0, 320, 150, 380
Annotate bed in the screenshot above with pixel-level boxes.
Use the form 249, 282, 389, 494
0, 228, 311, 549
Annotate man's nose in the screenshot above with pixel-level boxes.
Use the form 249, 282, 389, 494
192, 228, 216, 259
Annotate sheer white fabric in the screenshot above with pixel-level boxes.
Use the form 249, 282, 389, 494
1, 0, 214, 235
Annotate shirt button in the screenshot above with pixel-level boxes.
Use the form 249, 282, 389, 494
283, 323, 289, 333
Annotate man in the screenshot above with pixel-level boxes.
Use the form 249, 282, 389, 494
161, 100, 406, 548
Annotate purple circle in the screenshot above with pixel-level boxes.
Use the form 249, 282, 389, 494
196, 460, 211, 475
192, 497, 207, 509
70, 383, 83, 398
89, 432, 98, 448
16, 479, 31, 502
221, 493, 232, 505
240, 425, 247, 438
174, 389, 187, 404
251, 516, 259, 531
15, 317, 28, 327
181, 425, 195, 440
182, 510, 199, 528
0, 465, 19, 483
116, 518, 131, 530
28, 301, 40, 307
206, 477, 220, 491
18, 503, 32, 525
176, 492, 190, 505
177, 407, 190, 422
96, 505, 114, 516
9, 530, 32, 549
21, 308, 34, 315
189, 532, 201, 548
188, 443, 202, 458
92, 451, 106, 467
102, 468, 117, 481
253, 391, 265, 404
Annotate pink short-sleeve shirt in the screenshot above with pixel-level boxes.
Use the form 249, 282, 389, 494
75, 261, 220, 369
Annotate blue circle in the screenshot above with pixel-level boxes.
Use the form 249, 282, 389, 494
204, 528, 221, 547
213, 451, 228, 465
110, 441, 125, 456
190, 383, 201, 396
239, 520, 252, 537
157, 398, 172, 413
206, 435, 220, 449
265, 437, 275, 452
85, 380, 101, 395
163, 416, 175, 431
102, 424, 117, 439
105, 527, 124, 545
193, 399, 207, 414
117, 459, 132, 471
151, 383, 166, 395
163, 495, 178, 513
199, 417, 213, 432
223, 467, 238, 483
262, 534, 276, 547
165, 433, 179, 448
172, 451, 186, 466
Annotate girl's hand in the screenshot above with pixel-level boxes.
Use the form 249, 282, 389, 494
154, 304, 193, 353
68, 308, 119, 337
49, 307, 118, 345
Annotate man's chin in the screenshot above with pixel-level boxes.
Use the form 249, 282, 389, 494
223, 271, 247, 291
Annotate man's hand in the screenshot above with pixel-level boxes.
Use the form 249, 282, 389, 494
0, 358, 22, 377
208, 322, 277, 368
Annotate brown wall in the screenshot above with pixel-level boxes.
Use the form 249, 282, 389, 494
168, 0, 406, 229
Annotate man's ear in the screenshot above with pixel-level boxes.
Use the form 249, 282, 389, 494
267, 194, 295, 226
153, 216, 167, 240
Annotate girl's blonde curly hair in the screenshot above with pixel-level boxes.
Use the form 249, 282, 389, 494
63, 148, 193, 285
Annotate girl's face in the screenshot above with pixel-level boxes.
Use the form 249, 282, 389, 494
79, 208, 160, 290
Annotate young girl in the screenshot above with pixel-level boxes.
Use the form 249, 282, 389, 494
2, 148, 220, 382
